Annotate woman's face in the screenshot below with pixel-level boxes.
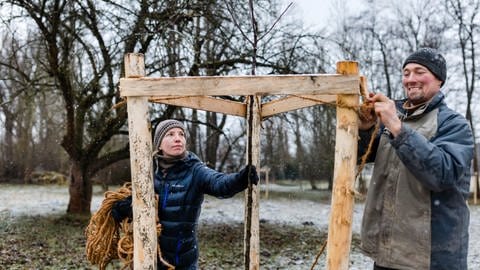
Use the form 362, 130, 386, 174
402, 63, 442, 105
159, 128, 186, 157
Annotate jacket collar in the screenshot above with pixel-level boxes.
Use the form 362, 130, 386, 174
155, 151, 201, 176
397, 91, 445, 120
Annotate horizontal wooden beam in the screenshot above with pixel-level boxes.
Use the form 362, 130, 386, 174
120, 74, 359, 97
261, 94, 336, 118
150, 96, 246, 117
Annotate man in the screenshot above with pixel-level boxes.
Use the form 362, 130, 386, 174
358, 48, 474, 270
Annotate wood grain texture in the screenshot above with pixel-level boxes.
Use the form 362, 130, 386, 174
125, 54, 157, 269
120, 74, 359, 97
327, 61, 359, 270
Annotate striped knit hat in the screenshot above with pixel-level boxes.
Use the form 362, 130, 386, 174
153, 119, 186, 151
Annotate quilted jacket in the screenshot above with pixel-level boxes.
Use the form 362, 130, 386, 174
154, 151, 248, 269
358, 91, 474, 270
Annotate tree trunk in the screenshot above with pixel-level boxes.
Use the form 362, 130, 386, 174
205, 112, 218, 168
190, 109, 199, 154
309, 179, 318, 190
67, 161, 92, 214
1, 110, 16, 178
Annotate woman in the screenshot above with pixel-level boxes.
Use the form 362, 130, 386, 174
112, 119, 258, 269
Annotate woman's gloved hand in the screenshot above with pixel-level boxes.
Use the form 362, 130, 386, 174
111, 196, 133, 222
239, 165, 259, 185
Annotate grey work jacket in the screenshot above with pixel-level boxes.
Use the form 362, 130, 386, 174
359, 92, 473, 270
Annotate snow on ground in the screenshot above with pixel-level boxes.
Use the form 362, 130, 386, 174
1, 183, 479, 269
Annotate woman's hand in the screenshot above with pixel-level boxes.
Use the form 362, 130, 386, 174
239, 165, 259, 185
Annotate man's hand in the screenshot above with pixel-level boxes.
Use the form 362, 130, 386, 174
366, 93, 402, 137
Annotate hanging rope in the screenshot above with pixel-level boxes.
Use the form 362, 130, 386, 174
85, 183, 174, 270
310, 240, 328, 270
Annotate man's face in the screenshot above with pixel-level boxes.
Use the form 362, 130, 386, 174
402, 63, 442, 105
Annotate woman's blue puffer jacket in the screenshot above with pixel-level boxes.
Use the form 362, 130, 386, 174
154, 151, 248, 269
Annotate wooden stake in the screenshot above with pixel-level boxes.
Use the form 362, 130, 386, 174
120, 54, 362, 269
124, 53, 157, 269
244, 95, 261, 270
326, 61, 359, 270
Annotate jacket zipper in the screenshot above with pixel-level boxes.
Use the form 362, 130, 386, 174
161, 169, 169, 210
162, 182, 169, 210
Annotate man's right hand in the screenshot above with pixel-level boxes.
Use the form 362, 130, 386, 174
367, 93, 402, 137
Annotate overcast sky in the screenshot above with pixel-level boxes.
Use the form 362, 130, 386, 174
285, 0, 365, 28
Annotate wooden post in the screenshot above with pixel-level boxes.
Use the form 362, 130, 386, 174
124, 53, 157, 269
326, 61, 359, 270
119, 57, 362, 269
244, 95, 261, 270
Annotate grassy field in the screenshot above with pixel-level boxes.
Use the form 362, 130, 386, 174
0, 212, 335, 270
1, 181, 478, 269
0, 181, 338, 270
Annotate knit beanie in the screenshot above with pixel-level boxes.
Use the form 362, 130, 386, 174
402, 48, 447, 86
153, 119, 186, 150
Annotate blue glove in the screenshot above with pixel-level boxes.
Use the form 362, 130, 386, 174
111, 196, 132, 222
239, 165, 259, 185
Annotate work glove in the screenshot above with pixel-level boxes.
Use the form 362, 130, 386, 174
239, 165, 259, 185
111, 196, 133, 223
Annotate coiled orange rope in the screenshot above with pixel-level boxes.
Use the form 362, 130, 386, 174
85, 183, 174, 269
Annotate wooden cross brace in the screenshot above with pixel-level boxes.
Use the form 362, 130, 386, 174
120, 53, 361, 270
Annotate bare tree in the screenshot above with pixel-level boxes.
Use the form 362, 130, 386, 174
445, 0, 480, 197
1, 0, 330, 213
328, 0, 450, 98
1, 0, 173, 213
0, 28, 65, 181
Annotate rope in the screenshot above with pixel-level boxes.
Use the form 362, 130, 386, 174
310, 240, 328, 270
85, 183, 174, 270
356, 121, 380, 179
355, 100, 379, 180
85, 183, 131, 269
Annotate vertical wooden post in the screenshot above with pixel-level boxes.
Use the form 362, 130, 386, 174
244, 95, 261, 270
326, 61, 359, 270
124, 53, 157, 269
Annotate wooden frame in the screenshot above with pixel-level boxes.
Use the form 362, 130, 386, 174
120, 53, 360, 270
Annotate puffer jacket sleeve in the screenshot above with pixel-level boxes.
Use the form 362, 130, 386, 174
194, 164, 247, 198
390, 109, 474, 192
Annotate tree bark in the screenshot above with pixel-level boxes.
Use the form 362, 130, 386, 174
67, 161, 92, 214
205, 112, 219, 168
